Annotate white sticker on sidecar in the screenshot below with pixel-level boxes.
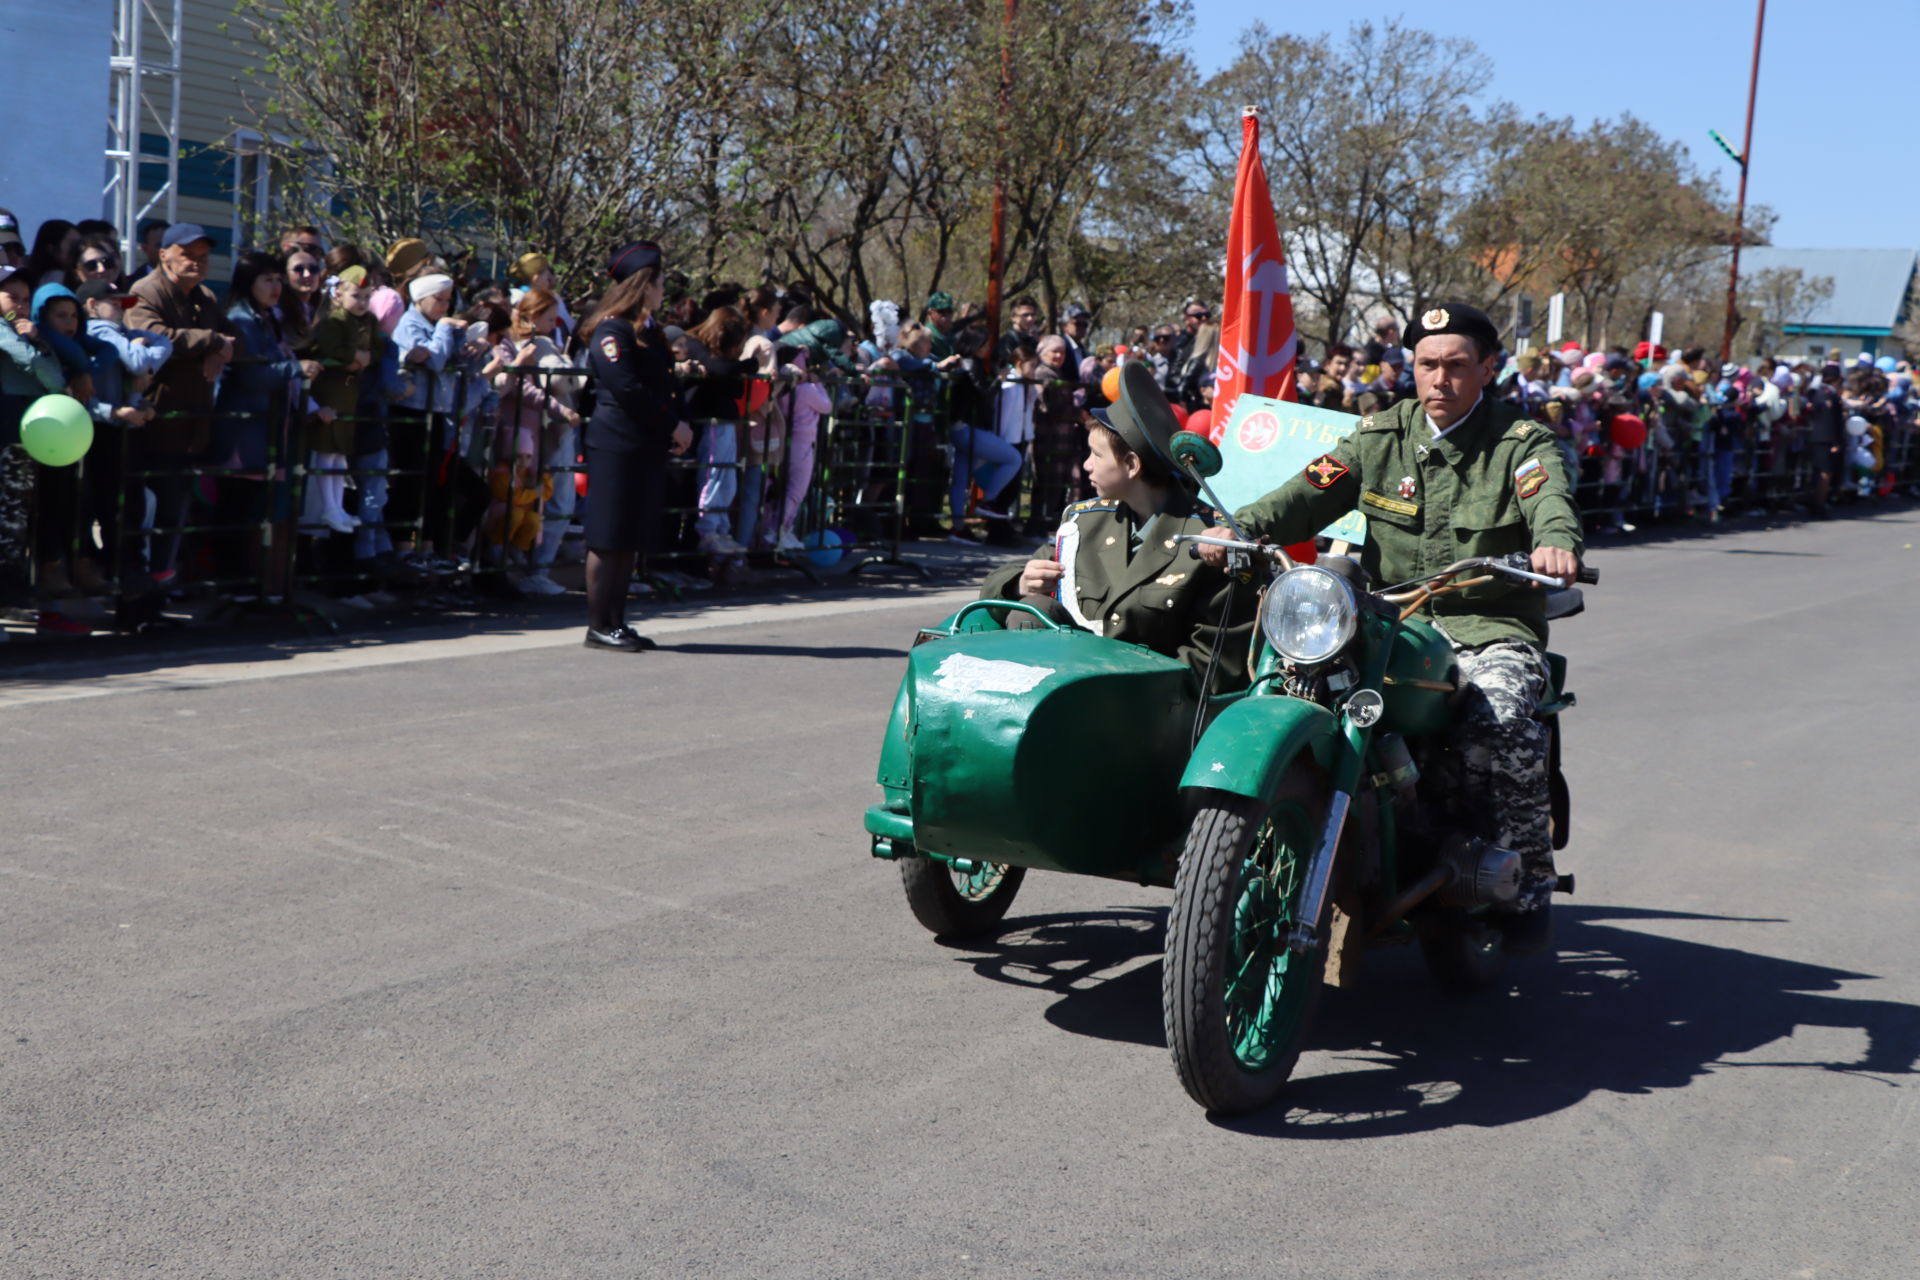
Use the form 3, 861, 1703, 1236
933, 653, 1056, 695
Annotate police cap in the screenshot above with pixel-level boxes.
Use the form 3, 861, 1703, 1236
1404, 301, 1501, 359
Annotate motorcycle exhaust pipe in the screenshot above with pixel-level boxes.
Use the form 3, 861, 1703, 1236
1367, 865, 1453, 939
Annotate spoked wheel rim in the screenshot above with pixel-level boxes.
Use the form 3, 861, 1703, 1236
952, 862, 1011, 902
1224, 803, 1315, 1072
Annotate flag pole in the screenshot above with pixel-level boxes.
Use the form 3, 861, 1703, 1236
1720, 0, 1766, 367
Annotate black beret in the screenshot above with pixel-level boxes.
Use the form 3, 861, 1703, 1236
606, 240, 662, 283
1404, 301, 1501, 356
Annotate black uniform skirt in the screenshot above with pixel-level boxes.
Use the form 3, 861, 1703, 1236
582, 443, 667, 554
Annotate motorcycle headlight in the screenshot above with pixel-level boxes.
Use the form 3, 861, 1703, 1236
1261, 565, 1358, 665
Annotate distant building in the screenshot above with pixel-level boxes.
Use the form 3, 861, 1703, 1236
1739, 247, 1917, 362
0, 0, 277, 274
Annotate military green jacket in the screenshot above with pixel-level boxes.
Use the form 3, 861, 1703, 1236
1234, 395, 1583, 650
980, 490, 1255, 691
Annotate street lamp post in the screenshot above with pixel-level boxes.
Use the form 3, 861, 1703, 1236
1719, 0, 1767, 367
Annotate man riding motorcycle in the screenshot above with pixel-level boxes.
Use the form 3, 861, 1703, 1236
1197, 302, 1582, 953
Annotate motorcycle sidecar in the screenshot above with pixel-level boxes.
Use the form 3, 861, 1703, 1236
865, 602, 1214, 912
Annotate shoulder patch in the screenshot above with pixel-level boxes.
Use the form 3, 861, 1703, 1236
1517, 469, 1547, 499
1303, 454, 1349, 489
599, 334, 620, 362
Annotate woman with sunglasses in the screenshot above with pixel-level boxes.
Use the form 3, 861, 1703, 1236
74, 237, 124, 290
281, 246, 326, 347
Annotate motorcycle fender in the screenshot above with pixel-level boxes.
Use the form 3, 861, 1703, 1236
1180, 698, 1339, 803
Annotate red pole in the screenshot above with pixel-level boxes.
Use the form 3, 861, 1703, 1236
1721, 0, 1766, 367
984, 0, 1016, 364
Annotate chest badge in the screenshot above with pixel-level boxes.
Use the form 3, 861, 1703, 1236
1397, 475, 1417, 500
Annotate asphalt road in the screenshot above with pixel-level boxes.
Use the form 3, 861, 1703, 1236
5, 509, 1918, 1278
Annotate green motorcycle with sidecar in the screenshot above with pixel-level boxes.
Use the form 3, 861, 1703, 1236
862, 431, 1596, 1115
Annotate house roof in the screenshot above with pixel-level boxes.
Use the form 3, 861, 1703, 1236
1738, 247, 1916, 335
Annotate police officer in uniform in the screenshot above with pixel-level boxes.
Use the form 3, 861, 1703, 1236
1198, 302, 1582, 953
980, 362, 1255, 691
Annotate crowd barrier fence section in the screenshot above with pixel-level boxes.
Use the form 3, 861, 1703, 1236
14, 358, 1918, 638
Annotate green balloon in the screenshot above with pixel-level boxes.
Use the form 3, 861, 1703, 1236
21, 394, 94, 467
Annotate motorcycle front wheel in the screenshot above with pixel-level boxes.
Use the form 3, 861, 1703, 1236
1164, 766, 1327, 1115
899, 851, 1025, 938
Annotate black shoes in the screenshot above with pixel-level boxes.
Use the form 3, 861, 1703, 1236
583, 625, 657, 652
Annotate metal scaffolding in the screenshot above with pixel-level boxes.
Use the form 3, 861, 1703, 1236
105, 0, 182, 265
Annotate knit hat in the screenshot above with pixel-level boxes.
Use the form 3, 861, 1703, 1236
408, 273, 453, 302
386, 238, 430, 278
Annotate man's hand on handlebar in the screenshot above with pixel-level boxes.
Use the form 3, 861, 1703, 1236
1530, 545, 1580, 583
1193, 525, 1237, 567
1018, 558, 1063, 597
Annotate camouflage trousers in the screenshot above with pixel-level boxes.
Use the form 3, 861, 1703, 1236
1451, 640, 1555, 909
0, 444, 33, 594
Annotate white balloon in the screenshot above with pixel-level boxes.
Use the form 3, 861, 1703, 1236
1845, 415, 1870, 437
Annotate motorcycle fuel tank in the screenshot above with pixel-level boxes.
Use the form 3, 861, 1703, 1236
1379, 616, 1458, 737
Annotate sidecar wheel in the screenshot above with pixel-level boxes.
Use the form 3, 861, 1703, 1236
899, 852, 1025, 938
1164, 769, 1327, 1115
1420, 919, 1507, 993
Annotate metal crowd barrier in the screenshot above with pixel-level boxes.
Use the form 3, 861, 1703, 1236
9, 354, 1915, 642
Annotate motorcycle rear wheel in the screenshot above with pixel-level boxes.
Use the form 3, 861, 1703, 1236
899, 851, 1025, 937
1165, 768, 1327, 1115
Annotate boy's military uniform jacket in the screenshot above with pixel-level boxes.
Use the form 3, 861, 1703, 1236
980, 490, 1255, 690
1234, 395, 1583, 650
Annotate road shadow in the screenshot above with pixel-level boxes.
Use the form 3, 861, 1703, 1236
660, 642, 909, 660
945, 903, 1920, 1136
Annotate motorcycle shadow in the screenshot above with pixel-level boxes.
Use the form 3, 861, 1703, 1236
946, 903, 1920, 1137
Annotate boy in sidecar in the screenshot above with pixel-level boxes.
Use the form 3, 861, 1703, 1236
977, 362, 1255, 692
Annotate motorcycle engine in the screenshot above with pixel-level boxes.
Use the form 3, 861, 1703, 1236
1433, 833, 1522, 907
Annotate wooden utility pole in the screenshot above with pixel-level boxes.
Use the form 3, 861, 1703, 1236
984, 0, 1016, 363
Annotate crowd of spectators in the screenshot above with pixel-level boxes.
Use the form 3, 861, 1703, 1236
0, 202, 1913, 641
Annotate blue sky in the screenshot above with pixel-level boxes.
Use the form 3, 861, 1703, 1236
1184, 1, 1916, 251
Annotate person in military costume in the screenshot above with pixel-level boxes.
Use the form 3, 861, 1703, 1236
980, 362, 1255, 692
1198, 302, 1582, 952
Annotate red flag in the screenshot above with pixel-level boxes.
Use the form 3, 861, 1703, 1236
1213, 108, 1297, 439
1215, 108, 1313, 561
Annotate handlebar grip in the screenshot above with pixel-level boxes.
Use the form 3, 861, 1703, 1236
1187, 543, 1203, 561
1576, 565, 1599, 585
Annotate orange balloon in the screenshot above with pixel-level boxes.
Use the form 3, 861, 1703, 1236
1100, 366, 1123, 403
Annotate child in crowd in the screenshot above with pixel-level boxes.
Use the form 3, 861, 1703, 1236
0, 270, 66, 598
769, 345, 833, 551
489, 289, 582, 593
30, 283, 119, 598
305, 266, 377, 533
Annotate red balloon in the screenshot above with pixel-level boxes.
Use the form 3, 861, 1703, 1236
1170, 404, 1190, 427
1608, 413, 1648, 451
574, 469, 589, 497
1188, 409, 1216, 444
